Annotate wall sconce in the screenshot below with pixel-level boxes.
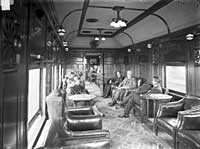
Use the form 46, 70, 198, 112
65, 47, 69, 52
47, 41, 52, 47
63, 41, 68, 47
147, 43, 152, 49
57, 27, 66, 36
128, 48, 131, 52
186, 33, 194, 40
193, 49, 200, 65
14, 37, 22, 48
152, 49, 159, 64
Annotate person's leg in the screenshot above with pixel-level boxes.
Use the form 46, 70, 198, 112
121, 92, 133, 104
103, 84, 111, 98
118, 89, 126, 102
119, 93, 140, 118
109, 89, 120, 106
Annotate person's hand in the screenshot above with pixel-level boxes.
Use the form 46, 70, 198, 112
109, 80, 112, 84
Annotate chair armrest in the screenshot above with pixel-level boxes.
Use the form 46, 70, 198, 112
177, 109, 200, 130
66, 114, 102, 131
92, 105, 104, 117
156, 100, 184, 118
64, 129, 110, 139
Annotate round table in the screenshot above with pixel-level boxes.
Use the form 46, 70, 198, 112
143, 93, 172, 132
68, 94, 96, 106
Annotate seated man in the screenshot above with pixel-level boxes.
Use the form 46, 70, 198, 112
118, 76, 162, 118
103, 71, 123, 98
109, 70, 137, 106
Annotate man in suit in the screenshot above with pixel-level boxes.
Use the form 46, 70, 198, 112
118, 76, 162, 118
109, 70, 137, 106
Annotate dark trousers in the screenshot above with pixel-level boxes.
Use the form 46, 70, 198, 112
112, 89, 126, 104
124, 92, 140, 115
103, 84, 112, 97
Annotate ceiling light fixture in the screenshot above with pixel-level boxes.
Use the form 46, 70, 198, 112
94, 29, 106, 41
110, 6, 127, 28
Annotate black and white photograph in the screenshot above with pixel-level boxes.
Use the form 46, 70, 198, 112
0, 0, 200, 148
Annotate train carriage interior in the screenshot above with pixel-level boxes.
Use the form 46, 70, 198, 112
1, 0, 200, 149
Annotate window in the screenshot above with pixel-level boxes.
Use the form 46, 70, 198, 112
166, 65, 186, 93
28, 69, 40, 123
54, 65, 57, 89
42, 68, 46, 114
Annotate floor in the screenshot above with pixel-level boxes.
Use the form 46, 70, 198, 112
86, 82, 174, 149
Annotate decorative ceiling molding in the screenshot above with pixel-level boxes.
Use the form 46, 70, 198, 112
77, 0, 90, 36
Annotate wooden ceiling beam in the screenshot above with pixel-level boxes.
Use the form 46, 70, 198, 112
77, 0, 90, 36
111, 0, 174, 37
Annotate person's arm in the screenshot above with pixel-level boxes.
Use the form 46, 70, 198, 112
148, 87, 162, 94
67, 79, 75, 87
118, 78, 126, 87
136, 84, 152, 94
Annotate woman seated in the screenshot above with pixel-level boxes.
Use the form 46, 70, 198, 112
66, 71, 89, 95
103, 71, 123, 98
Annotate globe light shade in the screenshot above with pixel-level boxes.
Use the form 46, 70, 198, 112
65, 47, 69, 51
95, 37, 99, 41
147, 43, 152, 49
120, 20, 127, 27
110, 21, 116, 27
63, 41, 68, 47
58, 28, 66, 36
101, 37, 106, 41
113, 21, 120, 28
186, 33, 194, 40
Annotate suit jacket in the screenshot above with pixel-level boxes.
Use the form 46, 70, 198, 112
136, 83, 153, 94
148, 86, 162, 94
119, 77, 137, 89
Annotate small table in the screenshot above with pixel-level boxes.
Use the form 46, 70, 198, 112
143, 94, 172, 132
68, 94, 96, 107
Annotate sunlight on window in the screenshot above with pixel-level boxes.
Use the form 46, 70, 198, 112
28, 69, 40, 123
166, 66, 186, 93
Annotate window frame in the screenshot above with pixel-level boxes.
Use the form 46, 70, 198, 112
164, 63, 187, 95
27, 65, 46, 129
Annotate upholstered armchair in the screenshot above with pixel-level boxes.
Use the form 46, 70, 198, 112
39, 89, 110, 148
65, 105, 104, 131
176, 109, 200, 149
155, 96, 200, 148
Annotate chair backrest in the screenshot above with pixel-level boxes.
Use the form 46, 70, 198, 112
137, 77, 146, 88
46, 90, 64, 120
183, 96, 200, 110
162, 88, 169, 94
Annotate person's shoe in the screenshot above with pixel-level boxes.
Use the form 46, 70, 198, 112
118, 102, 125, 108
108, 102, 115, 106
118, 114, 129, 118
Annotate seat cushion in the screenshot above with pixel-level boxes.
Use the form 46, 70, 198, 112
184, 97, 200, 111
156, 118, 177, 135
177, 130, 200, 148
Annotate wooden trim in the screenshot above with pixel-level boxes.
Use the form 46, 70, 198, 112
111, 0, 174, 37
77, 0, 90, 36
79, 34, 112, 38
122, 24, 200, 49
23, 0, 32, 147
88, 5, 147, 11
0, 10, 3, 149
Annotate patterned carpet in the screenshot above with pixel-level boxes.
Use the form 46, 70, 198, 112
86, 82, 173, 149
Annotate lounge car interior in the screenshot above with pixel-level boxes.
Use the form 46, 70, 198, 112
0, 0, 200, 149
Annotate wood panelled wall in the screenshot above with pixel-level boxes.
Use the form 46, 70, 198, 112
65, 30, 200, 97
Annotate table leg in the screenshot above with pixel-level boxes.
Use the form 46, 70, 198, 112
153, 100, 157, 132
146, 99, 149, 119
